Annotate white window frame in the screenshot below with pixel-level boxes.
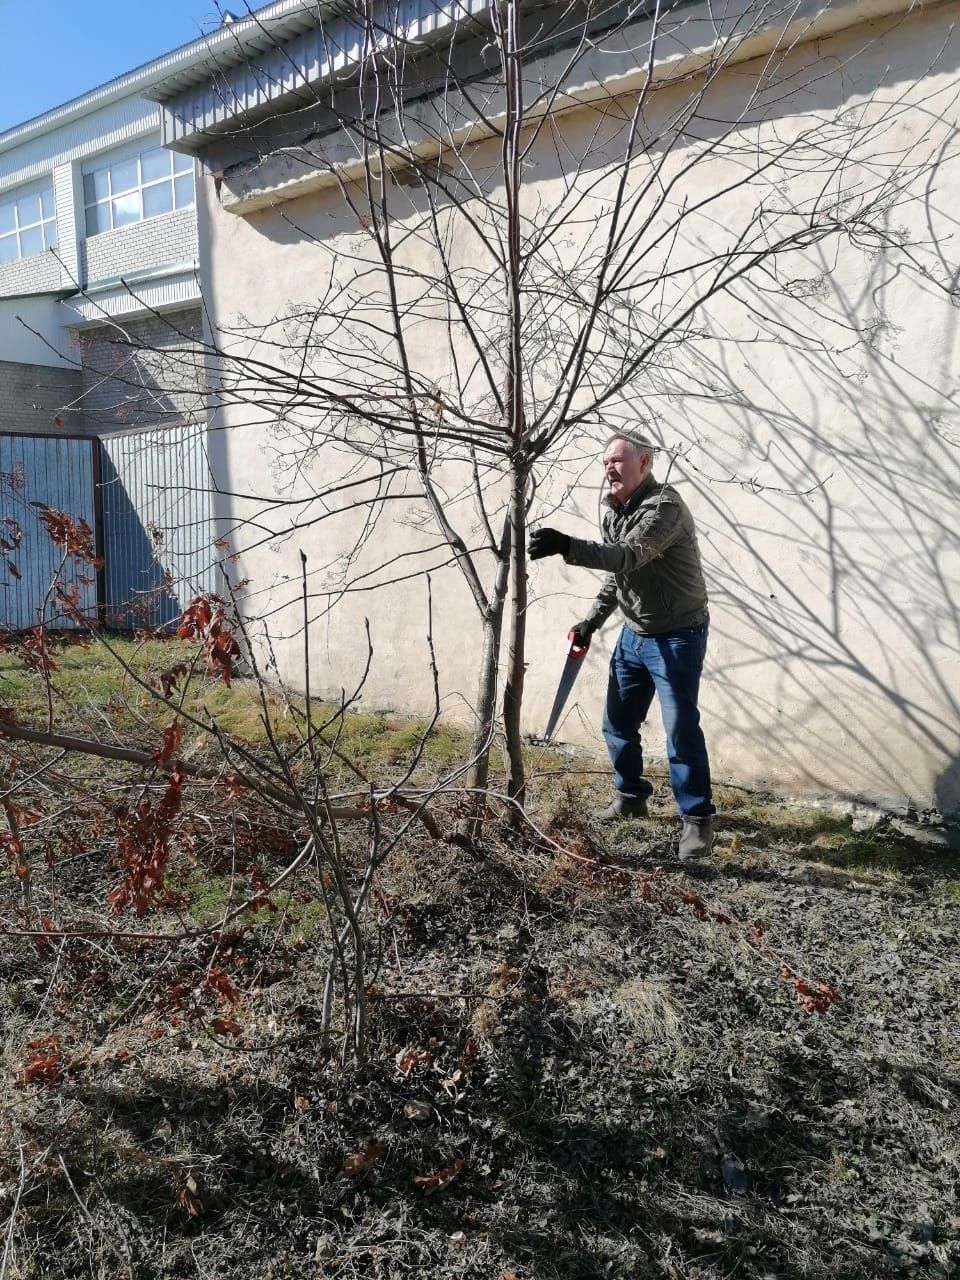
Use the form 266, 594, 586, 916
0, 179, 57, 265
82, 141, 195, 238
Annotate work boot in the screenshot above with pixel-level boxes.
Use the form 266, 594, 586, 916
678, 816, 714, 860
593, 795, 649, 822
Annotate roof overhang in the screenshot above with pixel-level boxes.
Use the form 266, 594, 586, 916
146, 0, 495, 154
61, 260, 202, 326
214, 0, 943, 216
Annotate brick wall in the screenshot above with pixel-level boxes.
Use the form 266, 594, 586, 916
0, 359, 84, 435
74, 306, 205, 435
0, 250, 63, 299
80, 209, 198, 284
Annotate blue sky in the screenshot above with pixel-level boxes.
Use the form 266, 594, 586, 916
0, 1, 253, 134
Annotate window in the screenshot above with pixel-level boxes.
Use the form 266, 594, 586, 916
0, 182, 57, 265
83, 146, 195, 237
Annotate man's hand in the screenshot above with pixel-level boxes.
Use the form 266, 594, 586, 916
570, 619, 596, 650
529, 527, 571, 560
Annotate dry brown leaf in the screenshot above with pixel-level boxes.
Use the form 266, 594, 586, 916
173, 1171, 202, 1216
718, 832, 742, 859
395, 1045, 432, 1076
412, 1156, 464, 1194
341, 1140, 384, 1177
486, 961, 519, 996
471, 998, 501, 1041
210, 1016, 243, 1037
458, 1038, 478, 1070
403, 1100, 432, 1122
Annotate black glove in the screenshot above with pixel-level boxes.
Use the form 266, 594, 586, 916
529, 527, 571, 560
570, 619, 596, 650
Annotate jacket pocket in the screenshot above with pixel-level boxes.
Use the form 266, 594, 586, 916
655, 565, 674, 619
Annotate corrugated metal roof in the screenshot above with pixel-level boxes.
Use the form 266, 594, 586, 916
152, 0, 494, 148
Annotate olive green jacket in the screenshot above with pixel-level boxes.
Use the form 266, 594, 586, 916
563, 475, 709, 635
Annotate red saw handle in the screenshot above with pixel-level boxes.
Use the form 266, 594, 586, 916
567, 629, 591, 659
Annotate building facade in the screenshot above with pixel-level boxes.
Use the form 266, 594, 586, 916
0, 30, 225, 630
0, 42, 205, 434
146, 0, 960, 820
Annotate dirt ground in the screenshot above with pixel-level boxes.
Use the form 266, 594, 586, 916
1, 651, 958, 1280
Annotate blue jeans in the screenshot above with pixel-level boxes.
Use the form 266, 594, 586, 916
602, 624, 713, 818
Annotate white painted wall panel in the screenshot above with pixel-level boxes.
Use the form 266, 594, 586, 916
0, 98, 158, 195
0, 297, 72, 366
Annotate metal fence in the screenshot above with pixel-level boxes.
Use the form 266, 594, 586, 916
0, 433, 98, 631
0, 425, 217, 633
99, 424, 217, 630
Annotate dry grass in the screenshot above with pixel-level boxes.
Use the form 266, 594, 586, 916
609, 974, 686, 1045
0, 638, 957, 1280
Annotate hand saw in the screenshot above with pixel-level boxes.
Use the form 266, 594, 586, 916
540, 629, 590, 743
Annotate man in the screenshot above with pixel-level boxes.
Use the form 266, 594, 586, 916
529, 434, 715, 859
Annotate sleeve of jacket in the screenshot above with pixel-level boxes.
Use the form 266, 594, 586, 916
563, 496, 685, 574
584, 574, 619, 630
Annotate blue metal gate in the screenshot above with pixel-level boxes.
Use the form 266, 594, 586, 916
0, 425, 217, 633
0, 433, 98, 631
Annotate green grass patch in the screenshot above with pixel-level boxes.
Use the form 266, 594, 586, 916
1, 633, 471, 782
174, 870, 246, 925
4, 635, 957, 881
197, 680, 297, 744
304, 705, 469, 770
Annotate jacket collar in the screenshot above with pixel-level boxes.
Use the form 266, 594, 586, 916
605, 473, 657, 514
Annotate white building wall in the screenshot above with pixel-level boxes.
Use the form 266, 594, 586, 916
0, 96, 158, 195
52, 162, 82, 286
0, 250, 62, 298
199, 4, 960, 816
0, 296, 75, 367
1, 91, 199, 304
1, 79, 202, 422
80, 208, 198, 284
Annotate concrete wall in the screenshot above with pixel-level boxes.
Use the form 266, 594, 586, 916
196, 2, 960, 818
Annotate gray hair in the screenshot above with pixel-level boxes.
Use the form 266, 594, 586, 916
604, 432, 657, 458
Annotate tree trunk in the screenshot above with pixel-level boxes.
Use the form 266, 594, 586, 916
498, 0, 527, 820
502, 465, 528, 815
458, 516, 511, 842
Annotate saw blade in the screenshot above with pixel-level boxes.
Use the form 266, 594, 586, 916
542, 644, 588, 742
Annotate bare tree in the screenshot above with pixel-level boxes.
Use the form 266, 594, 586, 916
28, 0, 960, 830
0, 474, 444, 1061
